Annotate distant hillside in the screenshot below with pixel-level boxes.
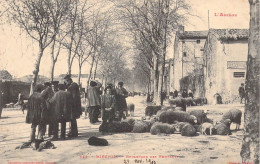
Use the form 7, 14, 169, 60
15, 75, 50, 83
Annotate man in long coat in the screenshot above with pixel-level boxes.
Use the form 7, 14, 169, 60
64, 75, 82, 137
41, 82, 55, 137
26, 84, 47, 141
49, 84, 73, 140
115, 82, 128, 120
87, 81, 102, 123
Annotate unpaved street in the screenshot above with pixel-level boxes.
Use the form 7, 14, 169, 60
0, 96, 245, 164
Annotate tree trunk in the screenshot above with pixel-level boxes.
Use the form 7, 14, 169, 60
50, 37, 56, 81
78, 63, 82, 86
153, 54, 160, 105
33, 48, 44, 84
158, 63, 163, 105
93, 57, 99, 80
86, 55, 95, 92
240, 0, 260, 163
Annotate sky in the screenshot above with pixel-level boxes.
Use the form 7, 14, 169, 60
0, 0, 250, 78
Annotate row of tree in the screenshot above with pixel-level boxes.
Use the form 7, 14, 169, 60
113, 0, 190, 104
4, 0, 130, 90
3, 0, 191, 104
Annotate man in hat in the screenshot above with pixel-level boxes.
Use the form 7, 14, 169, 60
115, 82, 128, 120
26, 84, 47, 141
87, 80, 102, 123
64, 74, 82, 137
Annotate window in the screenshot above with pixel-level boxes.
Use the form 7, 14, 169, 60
183, 52, 187, 57
197, 40, 200, 44
233, 72, 245, 78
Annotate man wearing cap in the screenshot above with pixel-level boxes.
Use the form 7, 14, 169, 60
115, 82, 128, 120
64, 75, 82, 137
26, 84, 47, 141
87, 80, 102, 123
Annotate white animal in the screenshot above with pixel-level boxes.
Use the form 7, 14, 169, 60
201, 122, 215, 135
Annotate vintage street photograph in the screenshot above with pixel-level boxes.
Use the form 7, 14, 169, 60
0, 0, 259, 164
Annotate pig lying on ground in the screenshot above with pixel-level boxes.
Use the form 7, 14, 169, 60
181, 124, 197, 136
150, 122, 175, 135
159, 111, 197, 125
215, 119, 232, 135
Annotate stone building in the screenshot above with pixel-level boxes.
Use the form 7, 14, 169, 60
203, 29, 249, 104
171, 26, 207, 96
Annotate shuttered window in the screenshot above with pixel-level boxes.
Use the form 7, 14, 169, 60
233, 72, 245, 78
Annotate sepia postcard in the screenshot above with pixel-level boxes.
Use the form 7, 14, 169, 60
0, 0, 258, 164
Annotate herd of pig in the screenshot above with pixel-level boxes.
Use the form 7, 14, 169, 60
99, 98, 242, 137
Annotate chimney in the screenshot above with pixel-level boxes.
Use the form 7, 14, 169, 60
178, 25, 184, 33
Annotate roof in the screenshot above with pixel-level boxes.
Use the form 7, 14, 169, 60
178, 31, 208, 39
0, 70, 12, 80
209, 29, 249, 40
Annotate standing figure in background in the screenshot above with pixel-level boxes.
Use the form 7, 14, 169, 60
182, 89, 188, 98
26, 84, 47, 141
64, 75, 82, 137
87, 81, 102, 124
173, 90, 178, 98
101, 86, 116, 123
188, 90, 194, 99
115, 82, 128, 120
238, 83, 245, 104
17, 91, 25, 114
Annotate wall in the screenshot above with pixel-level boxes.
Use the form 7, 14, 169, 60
204, 34, 248, 104
173, 36, 206, 92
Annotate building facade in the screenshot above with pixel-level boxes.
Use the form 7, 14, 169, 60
203, 29, 248, 104
172, 26, 207, 97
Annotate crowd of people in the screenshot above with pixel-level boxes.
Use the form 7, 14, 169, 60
25, 74, 128, 142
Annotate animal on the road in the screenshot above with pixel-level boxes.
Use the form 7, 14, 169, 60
181, 124, 197, 136
200, 122, 215, 135
159, 110, 197, 125
221, 108, 242, 130
127, 103, 135, 117
188, 110, 208, 125
215, 119, 232, 135
145, 106, 161, 117
150, 122, 175, 135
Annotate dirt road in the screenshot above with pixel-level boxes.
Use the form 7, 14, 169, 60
0, 96, 245, 164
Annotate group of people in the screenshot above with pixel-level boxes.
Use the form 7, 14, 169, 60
26, 75, 82, 142
169, 89, 193, 99
25, 74, 129, 142
86, 81, 128, 124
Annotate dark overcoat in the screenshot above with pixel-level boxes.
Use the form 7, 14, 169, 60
49, 90, 73, 122
26, 92, 47, 124
115, 88, 128, 111
67, 82, 82, 119
41, 86, 55, 123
